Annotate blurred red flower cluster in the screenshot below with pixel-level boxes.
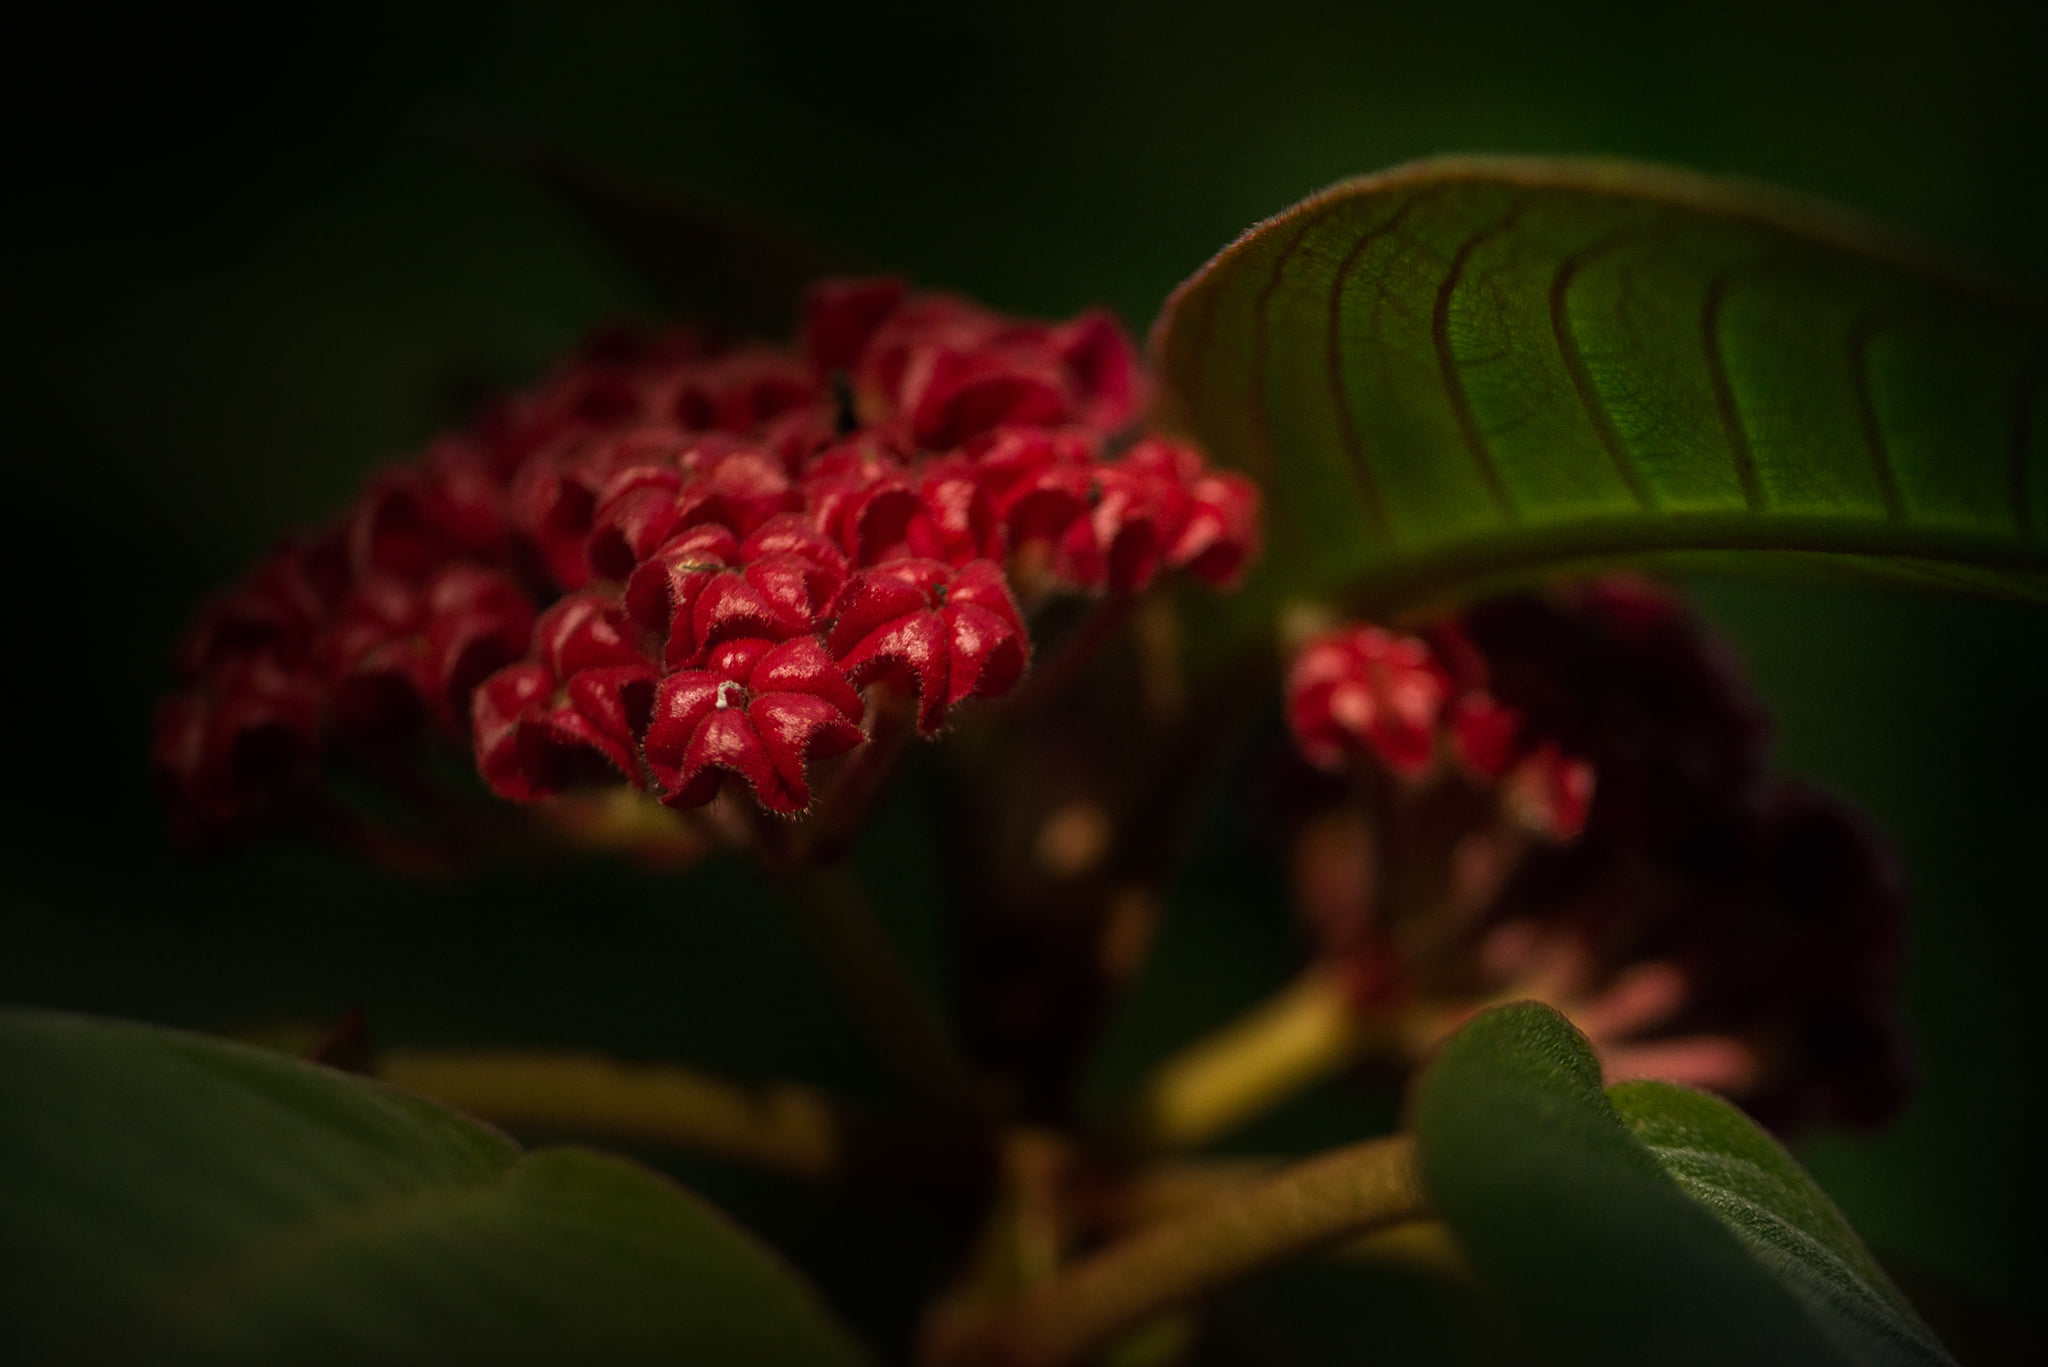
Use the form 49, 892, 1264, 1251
1280, 580, 1909, 1131
1285, 620, 1594, 840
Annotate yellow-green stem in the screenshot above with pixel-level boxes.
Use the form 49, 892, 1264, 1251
955, 1134, 1427, 1367
378, 1049, 840, 1177
379, 1047, 992, 1202
1114, 967, 1365, 1153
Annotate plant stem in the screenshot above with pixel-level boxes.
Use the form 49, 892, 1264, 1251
1085, 1156, 1467, 1275
1112, 966, 1363, 1153
777, 862, 991, 1132
950, 1135, 1427, 1366
377, 1048, 985, 1200
380, 1049, 837, 1173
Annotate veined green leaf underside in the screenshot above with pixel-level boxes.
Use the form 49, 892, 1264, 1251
1153, 157, 2048, 612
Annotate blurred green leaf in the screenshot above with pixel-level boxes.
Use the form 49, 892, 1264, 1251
1152, 157, 2048, 613
1410, 1001, 1953, 1366
0, 1009, 872, 1366
436, 123, 867, 338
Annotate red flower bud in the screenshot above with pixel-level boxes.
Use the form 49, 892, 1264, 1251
1504, 742, 1597, 840
644, 636, 866, 812
1450, 692, 1522, 779
1048, 310, 1142, 432
827, 558, 1027, 734
803, 277, 910, 374
153, 656, 325, 824
668, 349, 820, 433
670, 443, 801, 537
901, 343, 1072, 451
1170, 468, 1261, 587
622, 524, 743, 668
471, 651, 657, 802
474, 593, 655, 797
348, 453, 508, 582
970, 427, 1099, 555
1286, 626, 1450, 777
176, 535, 348, 680
587, 464, 686, 582
690, 552, 846, 659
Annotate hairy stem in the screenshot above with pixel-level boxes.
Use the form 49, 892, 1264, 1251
949, 1135, 1427, 1366
1113, 967, 1363, 1153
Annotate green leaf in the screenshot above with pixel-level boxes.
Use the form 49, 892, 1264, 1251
1610, 1080, 1950, 1367
1152, 156, 2048, 612
1410, 1001, 1953, 1367
0, 1009, 872, 1366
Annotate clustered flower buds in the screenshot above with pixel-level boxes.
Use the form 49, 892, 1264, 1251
157, 280, 1259, 832
1284, 620, 1594, 839
1280, 579, 1909, 1131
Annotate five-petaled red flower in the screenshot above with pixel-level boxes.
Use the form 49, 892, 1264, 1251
644, 636, 865, 813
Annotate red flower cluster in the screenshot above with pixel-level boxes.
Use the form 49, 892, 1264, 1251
156, 280, 1260, 829
1284, 621, 1594, 839
1279, 579, 1909, 1132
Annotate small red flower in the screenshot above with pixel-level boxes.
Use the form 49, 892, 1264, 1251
970, 427, 1099, 559
471, 594, 656, 800
1161, 464, 1260, 587
325, 567, 535, 739
803, 277, 909, 374
587, 462, 688, 582
643, 636, 866, 813
510, 448, 612, 591
152, 656, 325, 825
176, 535, 349, 680
347, 443, 508, 581
806, 444, 1000, 568
1286, 626, 1451, 777
671, 442, 802, 536
1503, 742, 1597, 839
849, 288, 1142, 449
622, 523, 743, 667
900, 342, 1072, 451
666, 349, 820, 433
1449, 692, 1522, 779
687, 552, 845, 662
827, 558, 1028, 734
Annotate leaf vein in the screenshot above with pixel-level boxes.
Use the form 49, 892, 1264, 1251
1548, 223, 1661, 511
1848, 313, 1909, 521
1700, 270, 1766, 512
1248, 216, 1322, 492
1433, 203, 1531, 522
1322, 191, 1443, 540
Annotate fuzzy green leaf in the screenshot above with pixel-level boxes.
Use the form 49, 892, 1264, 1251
1610, 1080, 1951, 1367
1410, 1001, 1952, 1366
0, 1009, 871, 1366
1152, 157, 2048, 612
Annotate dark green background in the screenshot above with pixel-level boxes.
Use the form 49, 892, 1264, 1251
4, 1, 2043, 1359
